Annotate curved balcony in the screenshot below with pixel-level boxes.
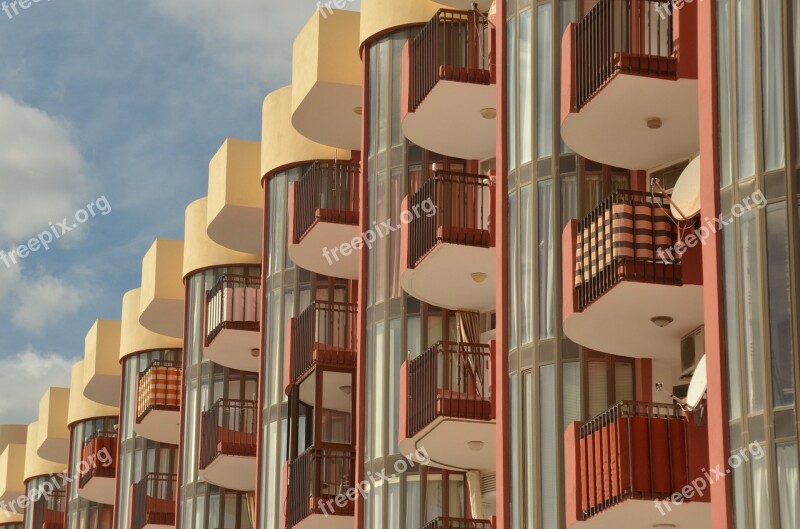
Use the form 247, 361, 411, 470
565, 402, 709, 529
203, 275, 261, 372
198, 399, 257, 491
134, 361, 182, 445
132, 473, 177, 529
399, 341, 495, 471
286, 448, 355, 529
400, 171, 495, 311
401, 9, 496, 160
287, 161, 361, 280
562, 190, 703, 360
561, 0, 698, 170
77, 431, 117, 505
35, 489, 66, 529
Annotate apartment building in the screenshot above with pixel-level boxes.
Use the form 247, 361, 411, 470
0, 0, 797, 528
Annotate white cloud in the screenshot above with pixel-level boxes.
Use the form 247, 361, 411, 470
8, 273, 94, 333
0, 346, 77, 424
0, 93, 92, 247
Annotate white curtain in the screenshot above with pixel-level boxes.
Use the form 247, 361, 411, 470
777, 444, 799, 529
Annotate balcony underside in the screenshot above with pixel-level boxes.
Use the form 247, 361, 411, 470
570, 499, 709, 529
401, 242, 495, 312
562, 74, 698, 170
298, 370, 353, 413
288, 219, 360, 280
564, 280, 704, 360
435, 0, 494, 9
400, 416, 495, 472
83, 374, 121, 407
294, 513, 354, 529
0, 490, 24, 506
142, 524, 173, 529
207, 203, 263, 255
199, 454, 257, 491
292, 82, 362, 151
135, 409, 181, 445
204, 328, 260, 372
38, 438, 70, 464
79, 477, 115, 505
139, 297, 184, 339
403, 80, 496, 160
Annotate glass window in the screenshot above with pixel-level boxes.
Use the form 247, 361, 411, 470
540, 365, 557, 528
563, 361, 581, 428
718, 0, 733, 187
537, 3, 554, 159
766, 203, 794, 407
735, 0, 755, 179
561, 0, 576, 31
538, 180, 555, 338
751, 451, 771, 529
740, 210, 764, 412
520, 9, 533, 165
509, 190, 519, 349
760, 0, 785, 171
731, 463, 747, 528
795, 2, 800, 160
723, 227, 742, 420
508, 17, 517, 171
524, 372, 535, 528
520, 185, 533, 344
561, 174, 578, 229
587, 360, 609, 418
510, 374, 520, 529
777, 443, 799, 529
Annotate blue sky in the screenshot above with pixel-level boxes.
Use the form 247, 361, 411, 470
0, 0, 359, 423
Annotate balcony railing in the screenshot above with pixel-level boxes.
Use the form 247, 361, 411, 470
199, 399, 258, 469
574, 0, 676, 109
136, 360, 182, 423
131, 473, 177, 529
41, 489, 66, 529
574, 189, 680, 311
407, 341, 493, 438
78, 431, 117, 488
293, 161, 360, 243
409, 9, 495, 111
577, 401, 690, 519
287, 447, 356, 527
421, 518, 493, 529
290, 301, 358, 385
205, 274, 261, 345
408, 171, 493, 269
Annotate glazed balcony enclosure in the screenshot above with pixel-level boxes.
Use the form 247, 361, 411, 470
134, 360, 182, 445
565, 402, 710, 529
198, 398, 257, 491
399, 341, 496, 471
561, 0, 698, 170
287, 161, 360, 280
31, 489, 65, 529
562, 190, 703, 359
400, 171, 495, 311
401, 9, 496, 160
77, 431, 118, 505
203, 274, 261, 372
131, 473, 177, 529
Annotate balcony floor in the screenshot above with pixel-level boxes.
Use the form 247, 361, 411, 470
199, 454, 257, 492
294, 513, 354, 529
135, 409, 181, 445
571, 498, 710, 529
400, 416, 495, 472
78, 476, 116, 505
288, 221, 360, 280
142, 524, 173, 529
564, 280, 704, 360
204, 327, 260, 372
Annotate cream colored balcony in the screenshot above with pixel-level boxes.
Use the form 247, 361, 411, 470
399, 341, 495, 471
562, 190, 704, 360
565, 402, 710, 529
77, 431, 117, 505
287, 161, 360, 280
0, 441, 26, 507
134, 360, 182, 445
203, 274, 261, 372
560, 0, 698, 170
401, 9, 496, 160
131, 473, 177, 529
37, 387, 70, 464
83, 319, 122, 407
139, 239, 185, 339
198, 399, 257, 491
400, 171, 495, 311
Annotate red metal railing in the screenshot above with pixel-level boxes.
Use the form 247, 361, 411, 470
574, 0, 676, 108
287, 447, 356, 527
78, 431, 117, 488
131, 473, 177, 529
199, 399, 258, 470
421, 517, 494, 529
408, 171, 493, 269
205, 274, 261, 345
41, 489, 66, 529
577, 401, 690, 519
293, 161, 360, 243
406, 341, 493, 438
290, 301, 358, 385
409, 8, 495, 111
136, 360, 182, 423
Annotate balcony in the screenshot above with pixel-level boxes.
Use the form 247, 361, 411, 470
286, 301, 358, 391
561, 0, 698, 170
399, 341, 495, 471
198, 399, 257, 491
421, 518, 493, 529
78, 431, 117, 505
41, 490, 66, 529
562, 190, 703, 359
286, 448, 355, 529
287, 161, 360, 280
400, 172, 495, 311
134, 360, 182, 445
131, 473, 177, 529
401, 9, 496, 160
204, 275, 261, 372
565, 402, 710, 529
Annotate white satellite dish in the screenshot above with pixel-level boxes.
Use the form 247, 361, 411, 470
686, 354, 707, 411
670, 156, 702, 220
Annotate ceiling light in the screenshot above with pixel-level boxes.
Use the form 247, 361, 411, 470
250, 348, 260, 357
471, 272, 488, 283
340, 385, 353, 396
467, 441, 485, 451
646, 117, 663, 129
353, 106, 363, 116
480, 108, 496, 119
650, 316, 674, 328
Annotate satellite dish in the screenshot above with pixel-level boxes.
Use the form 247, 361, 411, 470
686, 354, 707, 411
670, 156, 702, 220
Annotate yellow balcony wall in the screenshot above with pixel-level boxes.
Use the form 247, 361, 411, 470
67, 362, 119, 427
83, 319, 122, 407
139, 238, 185, 338
36, 387, 70, 464
25, 421, 65, 482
